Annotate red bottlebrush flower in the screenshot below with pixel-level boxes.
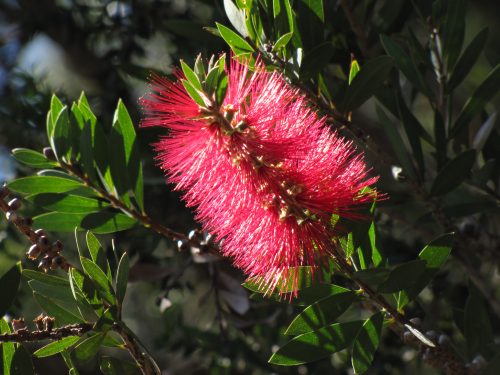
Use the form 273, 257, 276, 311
141, 56, 378, 295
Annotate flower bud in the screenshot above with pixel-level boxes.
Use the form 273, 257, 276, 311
51, 256, 64, 270
7, 198, 21, 210
38, 257, 51, 272
34, 229, 46, 237
27, 244, 41, 260
43, 147, 55, 160
5, 211, 17, 222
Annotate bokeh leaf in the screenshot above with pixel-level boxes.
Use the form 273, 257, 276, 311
351, 312, 384, 374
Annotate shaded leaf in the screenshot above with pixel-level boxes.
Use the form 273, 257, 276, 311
86, 231, 112, 281
73, 333, 105, 363
116, 252, 130, 305
398, 233, 453, 309
0, 263, 21, 317
27, 194, 109, 213
380, 35, 433, 98
451, 64, 500, 138
285, 291, 359, 335
33, 292, 84, 325
223, 0, 248, 38
448, 28, 488, 92
442, 0, 466, 70
299, 42, 334, 79
377, 260, 427, 294
80, 257, 116, 304
10, 345, 34, 375
269, 321, 363, 366
464, 283, 493, 356
342, 56, 393, 111
430, 150, 476, 196
351, 312, 384, 374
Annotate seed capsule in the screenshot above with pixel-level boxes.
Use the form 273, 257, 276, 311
5, 211, 17, 222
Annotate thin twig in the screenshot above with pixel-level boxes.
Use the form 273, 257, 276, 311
0, 323, 92, 343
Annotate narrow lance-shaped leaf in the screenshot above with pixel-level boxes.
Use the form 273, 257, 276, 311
430, 150, 476, 196
7, 176, 83, 195
11, 148, 57, 168
216, 22, 254, 54
1, 318, 15, 375
34, 336, 81, 358
27, 193, 110, 214
10, 345, 34, 375
0, 262, 21, 317
351, 312, 384, 374
285, 289, 359, 335
451, 64, 500, 138
116, 252, 130, 305
86, 231, 112, 281
33, 292, 84, 325
73, 333, 105, 363
269, 321, 363, 366
447, 28, 489, 93
80, 257, 116, 305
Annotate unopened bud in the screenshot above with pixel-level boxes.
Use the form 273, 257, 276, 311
27, 244, 41, 260
37, 236, 49, 249
5, 211, 17, 222
54, 240, 63, 251
38, 257, 51, 272
177, 239, 189, 251
21, 217, 33, 226
438, 334, 450, 346
34, 229, 46, 237
425, 330, 438, 340
7, 198, 21, 210
51, 256, 64, 270
42, 147, 55, 160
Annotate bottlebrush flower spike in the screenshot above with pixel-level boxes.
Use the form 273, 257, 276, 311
141, 55, 378, 296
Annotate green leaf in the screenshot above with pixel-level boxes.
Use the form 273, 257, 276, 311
398, 233, 453, 308
299, 42, 334, 79
52, 106, 71, 161
180, 60, 203, 91
33, 211, 136, 234
377, 260, 427, 294
380, 35, 433, 98
48, 94, 63, 141
112, 100, 144, 211
61, 349, 80, 375
274, 32, 293, 50
348, 59, 360, 85
464, 282, 493, 356
354, 268, 390, 289
269, 321, 363, 366
351, 312, 384, 374
0, 263, 21, 317
11, 148, 57, 168
216, 22, 254, 54
28, 280, 77, 305
34, 336, 80, 358
116, 252, 129, 305
33, 292, 84, 325
23, 269, 69, 286
430, 150, 476, 196
295, 0, 324, 50
7, 176, 83, 194
451, 64, 500, 138
100, 356, 140, 375
447, 28, 488, 92
73, 333, 105, 363
28, 193, 109, 213
80, 257, 116, 305
86, 231, 112, 281
223, 0, 247, 38
10, 345, 34, 375
69, 268, 102, 314
376, 106, 417, 180
285, 291, 359, 335
342, 56, 394, 112
181, 79, 206, 107
1, 318, 14, 375
442, 0, 466, 70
